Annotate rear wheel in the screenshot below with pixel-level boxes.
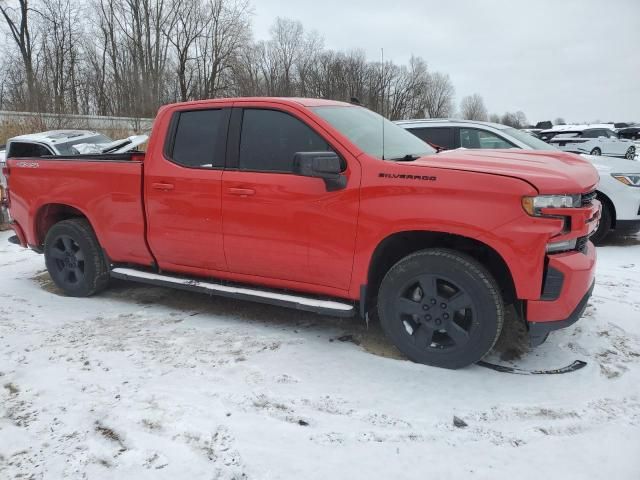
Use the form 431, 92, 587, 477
44, 218, 109, 297
377, 249, 504, 369
625, 146, 636, 160
590, 147, 601, 156
590, 199, 612, 245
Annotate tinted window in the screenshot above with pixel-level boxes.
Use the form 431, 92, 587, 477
459, 128, 514, 149
8, 142, 53, 158
171, 109, 225, 168
582, 130, 599, 138
239, 109, 331, 172
408, 127, 455, 150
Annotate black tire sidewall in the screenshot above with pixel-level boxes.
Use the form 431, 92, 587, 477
44, 220, 106, 297
377, 249, 503, 369
591, 148, 601, 155
590, 200, 611, 245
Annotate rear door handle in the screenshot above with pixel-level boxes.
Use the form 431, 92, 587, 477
227, 187, 255, 196
152, 182, 174, 191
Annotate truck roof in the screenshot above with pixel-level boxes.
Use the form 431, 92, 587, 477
9, 129, 106, 145
161, 97, 353, 110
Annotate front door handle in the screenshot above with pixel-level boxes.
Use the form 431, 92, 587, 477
227, 187, 255, 196
152, 182, 175, 191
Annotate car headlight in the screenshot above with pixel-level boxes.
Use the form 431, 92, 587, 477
522, 194, 581, 216
611, 173, 640, 187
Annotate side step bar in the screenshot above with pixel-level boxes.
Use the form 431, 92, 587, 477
110, 267, 355, 317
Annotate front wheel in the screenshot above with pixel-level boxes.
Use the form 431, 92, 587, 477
590, 147, 601, 156
625, 146, 636, 160
44, 218, 109, 297
377, 249, 504, 369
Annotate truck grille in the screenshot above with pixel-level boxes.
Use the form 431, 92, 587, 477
581, 191, 596, 207
576, 236, 589, 254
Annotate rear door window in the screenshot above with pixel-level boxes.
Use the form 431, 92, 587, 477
168, 109, 228, 168
408, 127, 455, 150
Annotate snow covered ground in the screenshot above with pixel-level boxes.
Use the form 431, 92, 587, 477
1, 230, 639, 479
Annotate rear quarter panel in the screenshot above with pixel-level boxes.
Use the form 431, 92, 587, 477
7, 158, 153, 265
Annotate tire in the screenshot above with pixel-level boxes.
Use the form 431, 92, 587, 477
377, 249, 504, 369
590, 198, 612, 245
44, 218, 109, 297
590, 147, 601, 156
625, 146, 636, 160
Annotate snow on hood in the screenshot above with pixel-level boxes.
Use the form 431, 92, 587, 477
581, 154, 640, 173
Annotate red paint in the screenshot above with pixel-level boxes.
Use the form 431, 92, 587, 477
6, 97, 600, 328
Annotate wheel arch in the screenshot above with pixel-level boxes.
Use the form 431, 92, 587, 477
363, 230, 516, 317
33, 203, 97, 249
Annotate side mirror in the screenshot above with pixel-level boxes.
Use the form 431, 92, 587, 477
293, 152, 347, 191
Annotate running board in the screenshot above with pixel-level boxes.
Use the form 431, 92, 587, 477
110, 267, 355, 317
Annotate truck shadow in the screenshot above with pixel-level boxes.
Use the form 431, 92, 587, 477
32, 271, 526, 363
598, 233, 640, 247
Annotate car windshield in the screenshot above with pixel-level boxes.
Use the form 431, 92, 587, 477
311, 106, 435, 160
503, 127, 558, 150
54, 134, 113, 155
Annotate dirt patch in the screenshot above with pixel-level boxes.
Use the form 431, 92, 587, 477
31, 271, 64, 295
3, 382, 19, 395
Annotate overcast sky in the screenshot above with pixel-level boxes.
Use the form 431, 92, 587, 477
251, 0, 639, 124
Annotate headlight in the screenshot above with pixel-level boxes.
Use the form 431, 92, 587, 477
611, 173, 640, 187
522, 194, 581, 216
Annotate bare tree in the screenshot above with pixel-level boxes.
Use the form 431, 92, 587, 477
460, 94, 488, 121
0, 0, 39, 110
554, 117, 566, 125
488, 113, 501, 124
422, 71, 454, 118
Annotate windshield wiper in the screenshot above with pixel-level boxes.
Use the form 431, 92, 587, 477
388, 154, 420, 162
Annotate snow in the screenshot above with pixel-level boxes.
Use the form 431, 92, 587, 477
1, 230, 639, 479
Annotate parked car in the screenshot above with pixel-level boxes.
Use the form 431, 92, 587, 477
4, 129, 148, 158
397, 119, 640, 243
617, 126, 640, 141
5, 98, 600, 369
542, 127, 636, 159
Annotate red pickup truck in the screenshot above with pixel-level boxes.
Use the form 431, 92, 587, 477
4, 98, 600, 369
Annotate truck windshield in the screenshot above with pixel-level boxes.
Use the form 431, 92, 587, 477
311, 106, 435, 160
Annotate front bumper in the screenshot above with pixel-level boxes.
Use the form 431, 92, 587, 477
529, 280, 595, 346
525, 240, 596, 341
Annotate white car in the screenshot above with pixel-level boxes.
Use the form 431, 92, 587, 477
4, 129, 148, 158
541, 126, 637, 159
395, 119, 640, 243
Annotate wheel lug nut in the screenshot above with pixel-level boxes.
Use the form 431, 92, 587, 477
436, 318, 442, 325
422, 305, 429, 311
443, 313, 449, 319
430, 299, 436, 305
425, 315, 431, 321
441, 303, 447, 309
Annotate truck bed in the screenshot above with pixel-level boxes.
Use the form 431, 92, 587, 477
6, 156, 153, 266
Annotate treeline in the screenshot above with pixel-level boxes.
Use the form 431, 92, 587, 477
0, 0, 462, 120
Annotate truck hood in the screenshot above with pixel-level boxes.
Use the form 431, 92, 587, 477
412, 149, 599, 193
